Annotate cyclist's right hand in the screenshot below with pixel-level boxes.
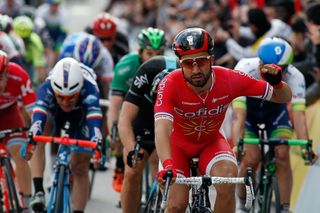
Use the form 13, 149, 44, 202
157, 159, 177, 188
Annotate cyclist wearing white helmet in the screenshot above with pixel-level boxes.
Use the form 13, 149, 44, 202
232, 37, 317, 213
23, 57, 102, 212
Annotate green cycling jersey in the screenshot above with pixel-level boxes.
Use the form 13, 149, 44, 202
111, 52, 142, 97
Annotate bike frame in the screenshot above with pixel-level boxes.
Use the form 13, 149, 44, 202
47, 145, 72, 213
32, 135, 97, 213
238, 134, 312, 213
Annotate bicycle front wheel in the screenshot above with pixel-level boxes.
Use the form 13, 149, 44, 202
2, 157, 21, 212
264, 176, 281, 213
55, 165, 66, 213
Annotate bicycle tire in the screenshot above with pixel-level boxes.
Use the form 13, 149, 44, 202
2, 158, 21, 212
88, 168, 95, 200
142, 185, 162, 213
54, 165, 66, 213
265, 176, 281, 213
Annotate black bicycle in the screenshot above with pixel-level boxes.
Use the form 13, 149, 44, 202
237, 126, 314, 213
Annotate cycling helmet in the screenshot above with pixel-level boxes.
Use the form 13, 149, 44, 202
0, 15, 13, 33
149, 69, 172, 104
138, 27, 166, 50
47, 0, 62, 4
172, 28, 214, 58
12, 16, 34, 38
73, 34, 101, 68
92, 13, 117, 39
0, 50, 9, 74
50, 57, 84, 96
258, 37, 294, 66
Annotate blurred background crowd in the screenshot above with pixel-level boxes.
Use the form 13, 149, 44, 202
1, 0, 319, 97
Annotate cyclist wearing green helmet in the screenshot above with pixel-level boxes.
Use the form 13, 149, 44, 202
12, 16, 46, 87
107, 27, 166, 200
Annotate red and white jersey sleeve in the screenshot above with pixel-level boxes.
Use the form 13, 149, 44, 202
0, 63, 36, 112
154, 67, 272, 145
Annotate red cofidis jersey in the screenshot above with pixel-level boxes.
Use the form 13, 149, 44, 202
0, 62, 36, 112
154, 66, 273, 145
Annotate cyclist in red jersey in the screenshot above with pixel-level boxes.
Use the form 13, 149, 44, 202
0, 50, 36, 210
154, 28, 292, 213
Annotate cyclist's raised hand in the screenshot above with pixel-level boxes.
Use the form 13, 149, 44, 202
260, 64, 283, 87
157, 159, 177, 188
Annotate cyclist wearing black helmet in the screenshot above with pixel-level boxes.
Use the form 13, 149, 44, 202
118, 55, 178, 213
107, 27, 166, 195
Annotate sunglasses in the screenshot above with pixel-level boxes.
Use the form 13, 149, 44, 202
99, 37, 112, 42
55, 92, 80, 102
180, 56, 211, 69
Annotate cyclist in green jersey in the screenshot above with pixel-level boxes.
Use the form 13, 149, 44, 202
107, 27, 166, 194
12, 16, 47, 87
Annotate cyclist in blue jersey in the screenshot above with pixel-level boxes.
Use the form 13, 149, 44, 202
22, 57, 103, 212
232, 37, 317, 213
59, 32, 114, 100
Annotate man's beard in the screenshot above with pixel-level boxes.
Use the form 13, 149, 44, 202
182, 68, 211, 88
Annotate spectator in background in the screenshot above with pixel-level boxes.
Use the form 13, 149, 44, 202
290, 17, 316, 88
216, 8, 292, 61
36, 0, 67, 69
0, 0, 24, 18
305, 1, 320, 105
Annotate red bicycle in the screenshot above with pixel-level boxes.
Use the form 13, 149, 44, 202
0, 127, 29, 213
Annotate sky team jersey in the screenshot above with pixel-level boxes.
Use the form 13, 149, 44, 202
31, 66, 102, 141
0, 62, 35, 112
233, 57, 306, 111
154, 66, 273, 144
111, 53, 141, 97
125, 56, 178, 137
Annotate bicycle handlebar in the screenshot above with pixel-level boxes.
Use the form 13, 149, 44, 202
0, 127, 29, 138
33, 135, 97, 149
239, 138, 311, 146
175, 175, 254, 209
237, 138, 314, 164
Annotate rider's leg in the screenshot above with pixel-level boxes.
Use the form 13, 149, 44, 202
275, 145, 291, 210
199, 136, 238, 213
210, 160, 238, 213
120, 148, 149, 213
70, 152, 91, 211
166, 184, 189, 213
148, 150, 159, 179
237, 144, 261, 201
7, 143, 32, 206
30, 142, 46, 193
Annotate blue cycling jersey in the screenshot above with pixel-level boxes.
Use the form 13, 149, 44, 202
60, 32, 114, 80
30, 67, 102, 143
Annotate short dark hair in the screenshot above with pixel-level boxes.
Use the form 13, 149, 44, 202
306, 2, 320, 25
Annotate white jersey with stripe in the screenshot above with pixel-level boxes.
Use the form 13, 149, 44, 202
234, 57, 306, 111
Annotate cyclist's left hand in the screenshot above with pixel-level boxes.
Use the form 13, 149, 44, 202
20, 143, 36, 161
